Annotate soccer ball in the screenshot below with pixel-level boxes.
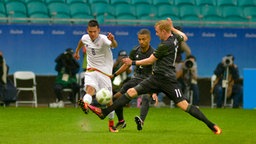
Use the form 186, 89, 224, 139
96, 88, 112, 105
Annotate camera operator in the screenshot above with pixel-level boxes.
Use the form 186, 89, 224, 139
176, 55, 199, 107
49, 48, 80, 108
211, 54, 243, 108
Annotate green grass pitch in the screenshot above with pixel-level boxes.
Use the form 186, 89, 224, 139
0, 107, 255, 144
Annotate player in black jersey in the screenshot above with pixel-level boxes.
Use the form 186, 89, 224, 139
111, 29, 156, 130
86, 18, 222, 135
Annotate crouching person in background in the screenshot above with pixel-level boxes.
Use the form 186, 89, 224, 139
49, 48, 80, 108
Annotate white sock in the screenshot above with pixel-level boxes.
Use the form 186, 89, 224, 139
83, 94, 92, 104
108, 111, 115, 119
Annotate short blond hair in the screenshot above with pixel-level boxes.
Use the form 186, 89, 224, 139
154, 20, 171, 33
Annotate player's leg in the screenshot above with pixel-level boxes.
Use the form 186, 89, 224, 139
114, 79, 139, 130
108, 111, 118, 132
135, 94, 150, 130
79, 72, 98, 114
88, 77, 155, 119
165, 81, 222, 135
177, 100, 221, 134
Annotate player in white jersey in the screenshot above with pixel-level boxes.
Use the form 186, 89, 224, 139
74, 20, 118, 132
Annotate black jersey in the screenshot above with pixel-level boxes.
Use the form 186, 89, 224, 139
129, 45, 155, 79
153, 34, 183, 80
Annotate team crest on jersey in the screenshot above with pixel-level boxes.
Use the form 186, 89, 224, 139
136, 54, 139, 58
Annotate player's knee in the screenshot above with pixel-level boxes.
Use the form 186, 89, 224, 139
127, 88, 137, 98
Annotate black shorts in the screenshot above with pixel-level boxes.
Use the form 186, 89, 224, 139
119, 77, 143, 94
134, 74, 186, 104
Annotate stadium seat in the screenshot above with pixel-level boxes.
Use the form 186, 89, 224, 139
135, 4, 157, 18
201, 6, 222, 19
0, 13, 7, 23
222, 6, 245, 20
116, 15, 137, 25
152, 0, 174, 7
29, 13, 51, 24
66, 0, 87, 4
216, 0, 237, 7
91, 3, 115, 18
200, 5, 229, 27
179, 5, 201, 20
244, 6, 256, 20
196, 0, 216, 6
5, 1, 28, 23
48, 2, 71, 24
70, 3, 91, 17
174, 0, 196, 7
115, 4, 136, 17
5, 1, 27, 15
25, 0, 45, 4
27, 1, 48, 16
222, 6, 248, 27
0, 2, 6, 15
157, 5, 180, 21
131, 0, 152, 5
4, 0, 25, 4
96, 14, 116, 25
14, 71, 38, 108
88, 0, 109, 5
237, 0, 256, 8
110, 0, 130, 5
70, 3, 93, 24
45, 0, 66, 5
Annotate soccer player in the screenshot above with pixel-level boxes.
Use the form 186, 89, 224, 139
74, 19, 118, 132
110, 29, 157, 131
85, 18, 222, 135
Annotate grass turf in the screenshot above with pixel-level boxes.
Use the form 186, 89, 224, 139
0, 107, 255, 144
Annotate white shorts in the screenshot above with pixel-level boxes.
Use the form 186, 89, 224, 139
84, 71, 112, 95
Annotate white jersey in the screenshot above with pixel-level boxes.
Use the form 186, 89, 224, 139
81, 34, 113, 75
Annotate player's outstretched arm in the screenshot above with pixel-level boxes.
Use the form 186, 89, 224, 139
74, 40, 84, 60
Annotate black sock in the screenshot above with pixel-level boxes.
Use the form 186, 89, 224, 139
186, 105, 215, 131
115, 106, 124, 121
102, 93, 132, 116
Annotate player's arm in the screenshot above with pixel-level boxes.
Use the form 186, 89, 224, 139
167, 18, 188, 41
123, 54, 157, 66
74, 40, 84, 60
112, 64, 131, 78
107, 32, 118, 48
180, 42, 191, 58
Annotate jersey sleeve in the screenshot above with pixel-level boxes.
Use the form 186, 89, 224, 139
153, 43, 169, 59
101, 35, 112, 47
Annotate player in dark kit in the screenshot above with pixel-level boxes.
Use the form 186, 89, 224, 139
111, 29, 156, 130
83, 18, 222, 135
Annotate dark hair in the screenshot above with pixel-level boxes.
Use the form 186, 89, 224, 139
137, 28, 151, 36
88, 19, 99, 28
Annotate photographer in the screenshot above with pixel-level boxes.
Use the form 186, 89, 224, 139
176, 55, 199, 107
49, 48, 80, 108
211, 54, 243, 108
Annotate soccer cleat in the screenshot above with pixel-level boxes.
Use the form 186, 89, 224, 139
88, 104, 106, 119
115, 120, 127, 130
134, 116, 144, 131
78, 99, 89, 114
109, 126, 119, 133
213, 125, 222, 135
